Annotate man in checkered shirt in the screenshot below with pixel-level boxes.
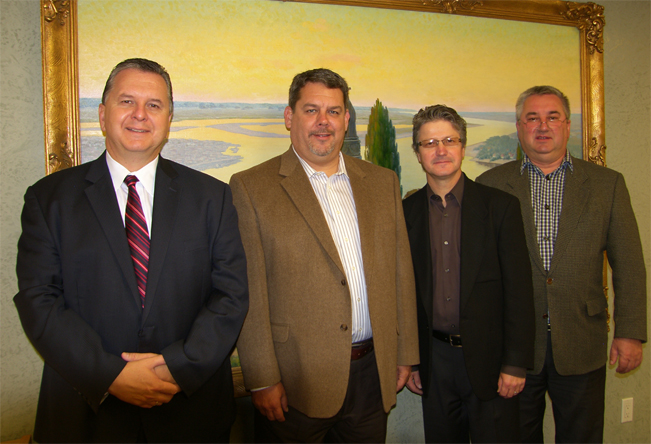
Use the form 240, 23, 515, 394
477, 85, 646, 443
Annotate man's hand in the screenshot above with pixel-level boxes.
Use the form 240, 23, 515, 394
405, 370, 423, 395
251, 382, 288, 422
610, 337, 643, 373
108, 353, 181, 408
497, 373, 525, 399
397, 365, 411, 392
122, 352, 179, 386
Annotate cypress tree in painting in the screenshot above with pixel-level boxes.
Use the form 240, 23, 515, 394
365, 99, 402, 193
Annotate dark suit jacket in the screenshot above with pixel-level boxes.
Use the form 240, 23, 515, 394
230, 148, 419, 417
402, 175, 534, 401
14, 153, 248, 443
477, 158, 647, 375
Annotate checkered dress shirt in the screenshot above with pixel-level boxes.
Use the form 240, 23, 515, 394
520, 151, 573, 271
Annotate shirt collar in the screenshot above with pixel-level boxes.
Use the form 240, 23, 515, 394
293, 146, 348, 178
426, 173, 465, 205
520, 150, 573, 175
106, 150, 159, 197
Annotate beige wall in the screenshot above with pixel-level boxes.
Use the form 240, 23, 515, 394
1, 0, 649, 441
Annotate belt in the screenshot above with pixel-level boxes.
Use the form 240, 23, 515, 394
432, 330, 462, 347
351, 338, 373, 360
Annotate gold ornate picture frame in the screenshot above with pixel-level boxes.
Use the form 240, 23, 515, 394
40, 0, 607, 397
40, 0, 605, 176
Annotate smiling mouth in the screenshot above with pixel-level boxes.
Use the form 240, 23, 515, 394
127, 128, 149, 133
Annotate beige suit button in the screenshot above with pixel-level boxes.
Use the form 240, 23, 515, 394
546, 278, 553, 285
341, 279, 346, 285
340, 324, 348, 331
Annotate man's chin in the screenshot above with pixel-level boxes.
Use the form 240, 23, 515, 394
309, 144, 337, 158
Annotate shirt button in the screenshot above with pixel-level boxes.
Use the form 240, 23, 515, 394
445, 268, 450, 273
544, 236, 550, 241
446, 297, 451, 301
546, 278, 553, 285
444, 241, 449, 245
545, 204, 550, 210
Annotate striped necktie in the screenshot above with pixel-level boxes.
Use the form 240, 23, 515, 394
124, 175, 150, 308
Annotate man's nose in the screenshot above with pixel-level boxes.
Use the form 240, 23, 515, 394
132, 103, 147, 120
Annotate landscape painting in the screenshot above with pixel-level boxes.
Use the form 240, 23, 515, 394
77, 0, 582, 195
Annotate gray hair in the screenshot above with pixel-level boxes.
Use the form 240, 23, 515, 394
515, 85, 570, 121
102, 58, 174, 115
412, 105, 467, 152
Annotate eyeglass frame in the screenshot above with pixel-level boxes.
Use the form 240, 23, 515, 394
519, 115, 569, 130
416, 137, 464, 148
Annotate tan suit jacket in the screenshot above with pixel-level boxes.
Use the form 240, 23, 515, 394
230, 148, 419, 418
477, 157, 647, 376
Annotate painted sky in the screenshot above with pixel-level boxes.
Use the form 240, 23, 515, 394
79, 0, 581, 112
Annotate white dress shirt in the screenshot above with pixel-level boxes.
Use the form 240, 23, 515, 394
105, 151, 158, 236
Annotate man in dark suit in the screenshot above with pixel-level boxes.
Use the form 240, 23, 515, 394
403, 105, 535, 443
230, 68, 419, 443
477, 86, 647, 443
14, 58, 248, 443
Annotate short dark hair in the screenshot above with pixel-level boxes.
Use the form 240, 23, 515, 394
412, 105, 467, 152
102, 58, 174, 115
515, 85, 570, 121
288, 68, 349, 111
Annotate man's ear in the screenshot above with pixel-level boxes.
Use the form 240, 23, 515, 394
284, 106, 293, 130
98, 104, 106, 133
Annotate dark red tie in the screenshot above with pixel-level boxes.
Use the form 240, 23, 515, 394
124, 175, 150, 308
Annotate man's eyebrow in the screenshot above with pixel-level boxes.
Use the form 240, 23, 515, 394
525, 110, 561, 116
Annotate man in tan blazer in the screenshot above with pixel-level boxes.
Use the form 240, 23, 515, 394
230, 68, 419, 443
477, 85, 647, 443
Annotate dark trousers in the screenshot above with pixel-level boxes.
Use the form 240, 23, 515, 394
519, 331, 606, 443
422, 338, 520, 443
254, 349, 388, 443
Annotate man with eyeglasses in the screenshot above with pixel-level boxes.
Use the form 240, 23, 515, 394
403, 104, 535, 442
477, 86, 647, 443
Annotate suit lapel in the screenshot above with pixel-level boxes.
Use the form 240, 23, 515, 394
143, 157, 180, 322
504, 165, 546, 274
84, 154, 141, 307
549, 161, 589, 273
345, 156, 375, 284
404, 187, 434, 322
459, 176, 487, 313
279, 149, 345, 274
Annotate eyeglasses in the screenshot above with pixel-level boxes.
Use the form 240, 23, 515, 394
417, 137, 463, 148
520, 116, 568, 129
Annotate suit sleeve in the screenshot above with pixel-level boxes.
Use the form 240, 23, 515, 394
228, 174, 283, 390
605, 174, 647, 342
393, 174, 420, 366
14, 187, 126, 411
496, 195, 535, 369
161, 184, 249, 395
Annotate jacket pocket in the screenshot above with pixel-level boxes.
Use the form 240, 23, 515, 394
586, 296, 608, 316
271, 323, 289, 343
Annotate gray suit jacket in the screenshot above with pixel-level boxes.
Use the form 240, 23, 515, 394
230, 148, 419, 418
477, 157, 647, 375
